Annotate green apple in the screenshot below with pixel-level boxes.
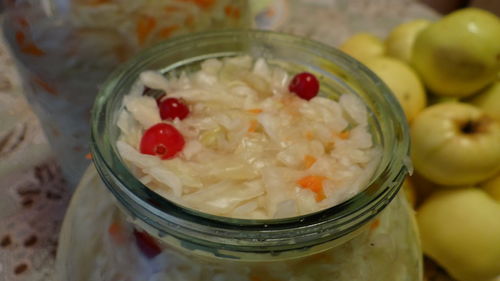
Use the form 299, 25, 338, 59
411, 8, 500, 98
364, 56, 426, 122
481, 173, 500, 202
385, 19, 432, 63
417, 188, 500, 281
339, 33, 385, 62
467, 81, 500, 121
411, 102, 500, 186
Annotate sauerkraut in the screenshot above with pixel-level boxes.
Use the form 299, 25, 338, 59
56, 166, 422, 281
116, 56, 381, 219
3, 0, 247, 186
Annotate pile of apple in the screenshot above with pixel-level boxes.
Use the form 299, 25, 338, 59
339, 8, 500, 281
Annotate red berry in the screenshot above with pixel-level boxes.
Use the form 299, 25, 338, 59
159, 98, 190, 120
289, 72, 320, 101
133, 229, 162, 259
140, 123, 185, 159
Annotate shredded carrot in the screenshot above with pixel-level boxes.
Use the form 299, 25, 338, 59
304, 155, 317, 169
305, 131, 314, 140
247, 119, 259, 133
339, 131, 350, 140
15, 31, 26, 46
247, 108, 263, 114
157, 25, 180, 39
21, 43, 46, 56
16, 17, 30, 29
84, 153, 92, 160
224, 5, 241, 19
136, 15, 157, 45
15, 31, 45, 56
369, 218, 381, 231
297, 175, 327, 201
32, 76, 58, 96
108, 222, 126, 244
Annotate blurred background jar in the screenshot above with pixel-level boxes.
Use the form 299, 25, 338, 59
1, 0, 250, 187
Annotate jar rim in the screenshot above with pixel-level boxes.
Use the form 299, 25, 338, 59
90, 29, 410, 254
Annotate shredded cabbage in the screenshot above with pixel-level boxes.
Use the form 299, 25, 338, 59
117, 56, 381, 219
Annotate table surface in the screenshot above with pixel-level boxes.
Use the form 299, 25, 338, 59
0, 1, 456, 280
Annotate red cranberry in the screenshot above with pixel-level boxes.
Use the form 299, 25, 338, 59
289, 72, 320, 101
140, 123, 185, 159
133, 229, 162, 259
159, 98, 190, 120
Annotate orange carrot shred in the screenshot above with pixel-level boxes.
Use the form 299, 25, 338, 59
224, 5, 241, 19
15, 31, 26, 45
247, 119, 258, 133
297, 175, 327, 201
108, 222, 126, 244
16, 31, 45, 56
21, 43, 46, 56
16, 17, 30, 29
339, 131, 350, 140
84, 153, 92, 160
305, 131, 314, 140
136, 15, 157, 45
32, 76, 57, 95
193, 0, 215, 9
370, 218, 380, 231
247, 108, 263, 114
304, 155, 317, 169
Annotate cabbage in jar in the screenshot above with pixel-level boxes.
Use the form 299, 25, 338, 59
116, 55, 381, 219
56, 30, 422, 281
1, 0, 249, 186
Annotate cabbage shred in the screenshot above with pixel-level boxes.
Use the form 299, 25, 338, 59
117, 56, 381, 219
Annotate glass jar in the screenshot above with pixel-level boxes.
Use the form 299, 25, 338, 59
1, 0, 250, 187
56, 30, 422, 281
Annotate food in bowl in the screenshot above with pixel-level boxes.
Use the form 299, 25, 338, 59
116, 55, 381, 219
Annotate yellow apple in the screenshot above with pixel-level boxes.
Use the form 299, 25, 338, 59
481, 173, 500, 202
467, 81, 500, 121
364, 56, 426, 122
402, 178, 417, 208
411, 8, 500, 98
411, 102, 500, 186
339, 33, 385, 62
417, 188, 500, 281
385, 19, 432, 63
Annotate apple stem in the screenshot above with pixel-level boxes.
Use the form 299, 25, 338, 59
460, 116, 492, 135
461, 120, 476, 134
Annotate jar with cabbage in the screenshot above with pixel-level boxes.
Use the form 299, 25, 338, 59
56, 30, 422, 281
1, 0, 249, 187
